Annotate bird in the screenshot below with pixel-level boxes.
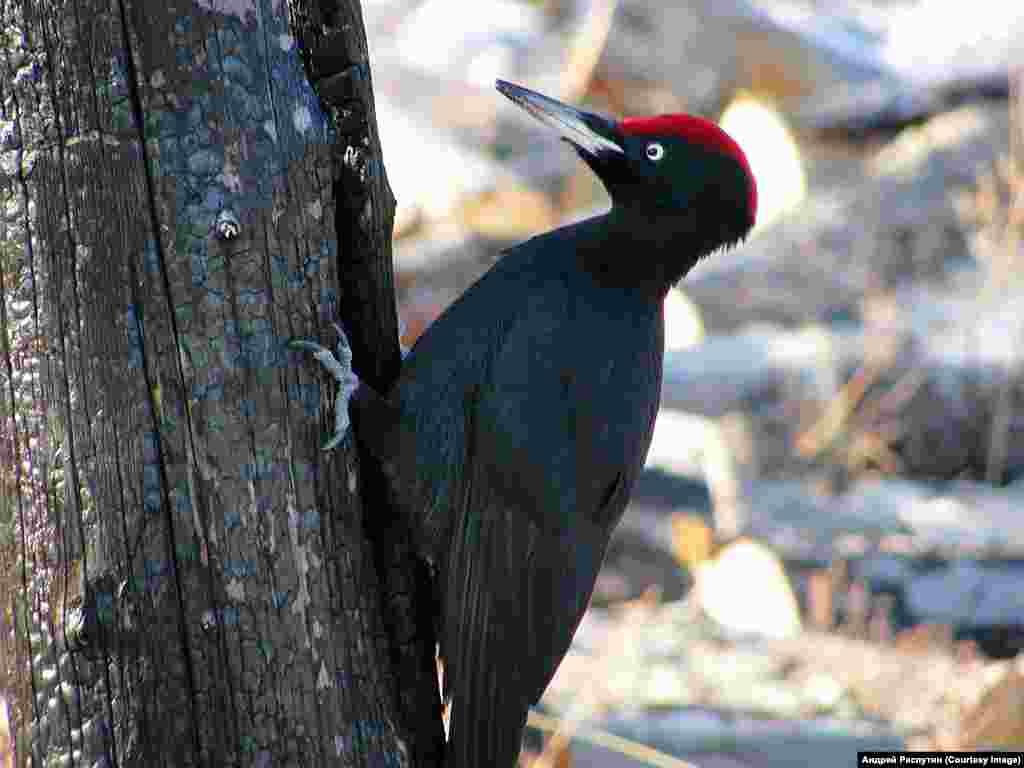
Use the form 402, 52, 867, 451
291, 79, 756, 768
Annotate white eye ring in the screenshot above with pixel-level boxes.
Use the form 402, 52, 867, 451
645, 142, 665, 161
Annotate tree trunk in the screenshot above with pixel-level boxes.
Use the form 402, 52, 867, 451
0, 0, 441, 765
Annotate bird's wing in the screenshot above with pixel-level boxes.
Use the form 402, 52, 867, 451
441, 289, 655, 768
442, 473, 615, 768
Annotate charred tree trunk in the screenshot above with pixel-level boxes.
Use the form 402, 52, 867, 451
0, 0, 441, 765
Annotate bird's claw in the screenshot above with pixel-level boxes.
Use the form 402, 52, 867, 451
288, 323, 360, 451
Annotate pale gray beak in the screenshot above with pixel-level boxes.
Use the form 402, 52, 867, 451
496, 80, 624, 158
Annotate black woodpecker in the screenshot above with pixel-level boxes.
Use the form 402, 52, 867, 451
291, 79, 756, 768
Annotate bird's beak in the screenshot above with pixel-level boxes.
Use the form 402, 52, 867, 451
496, 80, 623, 159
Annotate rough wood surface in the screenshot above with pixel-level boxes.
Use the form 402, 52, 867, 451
293, 2, 445, 764
0, 0, 430, 765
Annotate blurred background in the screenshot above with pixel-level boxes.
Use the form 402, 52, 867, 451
364, 0, 1024, 765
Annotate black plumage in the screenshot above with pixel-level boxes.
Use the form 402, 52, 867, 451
341, 80, 756, 767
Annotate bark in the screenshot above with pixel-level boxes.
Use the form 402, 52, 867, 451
0, 0, 440, 765
291, 2, 444, 765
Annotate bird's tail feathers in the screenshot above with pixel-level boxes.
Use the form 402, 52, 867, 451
442, 494, 530, 768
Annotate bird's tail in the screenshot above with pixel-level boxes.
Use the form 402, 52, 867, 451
444, 656, 529, 768
441, 492, 530, 768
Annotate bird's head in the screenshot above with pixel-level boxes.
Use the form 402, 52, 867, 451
497, 80, 756, 263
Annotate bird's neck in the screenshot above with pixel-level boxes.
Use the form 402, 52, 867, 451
575, 207, 704, 298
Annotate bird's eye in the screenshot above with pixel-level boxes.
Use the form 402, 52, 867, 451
645, 142, 665, 162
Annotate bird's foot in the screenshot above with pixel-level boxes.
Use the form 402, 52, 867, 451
288, 322, 360, 451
